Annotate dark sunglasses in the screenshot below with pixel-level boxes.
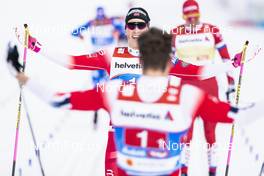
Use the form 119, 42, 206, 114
126, 22, 147, 30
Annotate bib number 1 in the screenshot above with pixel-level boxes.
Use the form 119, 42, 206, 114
137, 130, 148, 148
125, 129, 167, 149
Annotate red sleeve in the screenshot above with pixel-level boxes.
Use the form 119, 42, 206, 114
218, 45, 230, 60
69, 50, 111, 74
217, 45, 235, 84
211, 26, 223, 46
195, 93, 233, 123
211, 25, 230, 60
69, 88, 109, 111
169, 60, 203, 80
212, 26, 234, 84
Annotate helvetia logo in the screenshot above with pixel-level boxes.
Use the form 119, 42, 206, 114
121, 110, 160, 120
121, 110, 173, 121
115, 62, 142, 69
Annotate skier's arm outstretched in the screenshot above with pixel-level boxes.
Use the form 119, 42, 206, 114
212, 26, 236, 98
15, 73, 107, 111
7, 44, 108, 111
169, 57, 239, 80
15, 28, 111, 74
181, 84, 264, 126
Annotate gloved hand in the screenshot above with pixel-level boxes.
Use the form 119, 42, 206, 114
28, 35, 42, 52
226, 84, 236, 103
6, 43, 22, 75
232, 52, 243, 67
6, 43, 29, 86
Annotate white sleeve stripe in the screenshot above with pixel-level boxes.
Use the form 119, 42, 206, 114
215, 41, 225, 49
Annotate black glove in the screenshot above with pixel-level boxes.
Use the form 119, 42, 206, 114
226, 84, 236, 102
7, 43, 22, 73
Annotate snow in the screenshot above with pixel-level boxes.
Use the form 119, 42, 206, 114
1, 0, 264, 175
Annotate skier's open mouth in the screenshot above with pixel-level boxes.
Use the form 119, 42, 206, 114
132, 35, 139, 39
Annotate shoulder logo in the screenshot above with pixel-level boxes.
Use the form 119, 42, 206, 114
117, 48, 125, 54
120, 83, 135, 97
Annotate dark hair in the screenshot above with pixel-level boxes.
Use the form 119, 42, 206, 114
138, 27, 172, 71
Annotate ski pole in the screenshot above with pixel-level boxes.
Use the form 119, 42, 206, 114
23, 95, 46, 176
11, 24, 29, 176
225, 41, 249, 176
259, 162, 264, 176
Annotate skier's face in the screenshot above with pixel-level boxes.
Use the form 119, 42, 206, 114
185, 16, 200, 25
96, 7, 105, 20
126, 19, 149, 49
